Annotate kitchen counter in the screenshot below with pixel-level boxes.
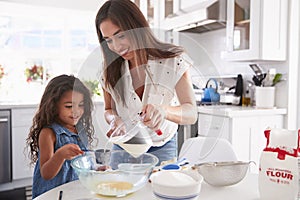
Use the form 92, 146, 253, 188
34, 173, 260, 200
0, 100, 104, 109
0, 102, 39, 109
0, 102, 286, 118
198, 105, 287, 117
197, 105, 287, 174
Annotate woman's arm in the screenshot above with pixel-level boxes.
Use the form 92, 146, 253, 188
164, 69, 197, 124
38, 128, 83, 180
103, 89, 124, 137
103, 89, 118, 124
142, 70, 197, 130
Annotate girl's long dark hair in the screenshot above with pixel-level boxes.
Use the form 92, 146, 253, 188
95, 0, 184, 104
26, 74, 96, 165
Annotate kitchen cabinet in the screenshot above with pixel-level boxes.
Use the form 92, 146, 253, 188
174, 0, 206, 13
0, 110, 11, 184
198, 113, 231, 140
11, 107, 37, 180
132, 0, 171, 40
230, 115, 283, 173
221, 0, 288, 61
132, 0, 163, 29
197, 106, 286, 173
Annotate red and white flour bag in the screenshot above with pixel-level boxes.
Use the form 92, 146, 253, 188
258, 128, 300, 200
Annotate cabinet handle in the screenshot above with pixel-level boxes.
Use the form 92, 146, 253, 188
0, 118, 8, 122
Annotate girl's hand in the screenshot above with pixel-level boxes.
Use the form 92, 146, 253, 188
106, 116, 126, 138
141, 104, 166, 131
57, 144, 84, 160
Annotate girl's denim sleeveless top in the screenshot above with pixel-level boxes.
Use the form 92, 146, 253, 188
32, 123, 88, 199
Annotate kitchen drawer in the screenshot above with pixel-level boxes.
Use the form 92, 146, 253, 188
11, 108, 37, 127
12, 126, 34, 180
11, 107, 36, 180
198, 113, 230, 141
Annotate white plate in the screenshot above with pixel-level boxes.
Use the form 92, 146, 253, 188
154, 192, 198, 200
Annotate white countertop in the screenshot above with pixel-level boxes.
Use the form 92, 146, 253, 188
0, 102, 39, 109
34, 173, 260, 200
0, 100, 104, 110
198, 105, 287, 117
1, 102, 287, 118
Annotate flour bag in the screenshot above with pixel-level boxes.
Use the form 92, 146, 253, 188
258, 128, 300, 200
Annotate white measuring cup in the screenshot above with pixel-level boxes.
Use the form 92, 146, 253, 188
109, 115, 153, 157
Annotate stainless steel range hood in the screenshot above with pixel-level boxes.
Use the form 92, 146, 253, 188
161, 0, 227, 33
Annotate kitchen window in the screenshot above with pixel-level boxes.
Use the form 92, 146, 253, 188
0, 2, 99, 102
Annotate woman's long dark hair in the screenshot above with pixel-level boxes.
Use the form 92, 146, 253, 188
26, 74, 96, 165
95, 0, 184, 104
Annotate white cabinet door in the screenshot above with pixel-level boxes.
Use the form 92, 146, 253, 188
198, 113, 230, 141
178, 0, 218, 13
222, 0, 288, 61
11, 107, 37, 180
231, 115, 284, 173
198, 111, 284, 173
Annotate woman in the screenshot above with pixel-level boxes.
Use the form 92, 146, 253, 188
95, 0, 197, 163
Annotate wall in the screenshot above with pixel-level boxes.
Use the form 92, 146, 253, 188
177, 28, 290, 125
289, 0, 300, 130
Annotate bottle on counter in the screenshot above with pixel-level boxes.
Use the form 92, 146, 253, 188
242, 90, 251, 106
242, 81, 253, 107
234, 74, 243, 106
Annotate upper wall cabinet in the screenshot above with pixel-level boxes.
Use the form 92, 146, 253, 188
133, 0, 171, 29
221, 0, 288, 61
132, 0, 174, 42
174, 0, 220, 13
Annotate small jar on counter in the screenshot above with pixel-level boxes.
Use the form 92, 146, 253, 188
242, 81, 253, 107
242, 90, 251, 106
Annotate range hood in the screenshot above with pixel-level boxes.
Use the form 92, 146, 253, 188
161, 0, 227, 33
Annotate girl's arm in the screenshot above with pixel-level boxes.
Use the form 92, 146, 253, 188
38, 128, 83, 180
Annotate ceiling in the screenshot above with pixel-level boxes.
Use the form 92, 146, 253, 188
0, 0, 105, 11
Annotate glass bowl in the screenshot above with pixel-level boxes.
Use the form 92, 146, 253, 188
71, 150, 158, 197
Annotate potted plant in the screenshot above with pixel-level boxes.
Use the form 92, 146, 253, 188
24, 64, 49, 83
0, 64, 5, 83
83, 80, 102, 99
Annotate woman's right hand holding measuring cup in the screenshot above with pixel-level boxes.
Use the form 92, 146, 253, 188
140, 104, 165, 135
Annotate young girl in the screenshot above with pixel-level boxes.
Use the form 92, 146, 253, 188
26, 74, 96, 198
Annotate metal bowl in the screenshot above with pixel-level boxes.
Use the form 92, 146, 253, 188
194, 161, 253, 187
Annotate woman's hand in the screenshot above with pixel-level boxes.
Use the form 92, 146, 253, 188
141, 104, 166, 131
106, 116, 126, 138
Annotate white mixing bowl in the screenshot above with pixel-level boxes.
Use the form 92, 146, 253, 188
151, 169, 203, 200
